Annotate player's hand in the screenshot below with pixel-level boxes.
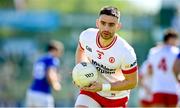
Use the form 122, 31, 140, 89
81, 81, 102, 92
53, 82, 61, 91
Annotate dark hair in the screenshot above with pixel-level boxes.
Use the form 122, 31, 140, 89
163, 29, 178, 43
99, 6, 120, 19
46, 40, 64, 52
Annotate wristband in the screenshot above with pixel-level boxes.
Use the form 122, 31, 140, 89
102, 83, 111, 91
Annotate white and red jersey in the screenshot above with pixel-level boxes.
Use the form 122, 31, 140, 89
148, 44, 162, 57
79, 28, 138, 99
147, 45, 179, 94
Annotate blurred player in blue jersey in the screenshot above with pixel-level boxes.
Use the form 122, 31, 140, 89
26, 40, 64, 107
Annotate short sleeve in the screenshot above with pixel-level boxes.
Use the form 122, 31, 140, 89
79, 30, 87, 50
46, 58, 59, 69
121, 48, 138, 74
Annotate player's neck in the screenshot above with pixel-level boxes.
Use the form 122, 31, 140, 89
99, 35, 116, 48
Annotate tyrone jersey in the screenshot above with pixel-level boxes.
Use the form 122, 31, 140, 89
30, 53, 60, 94
147, 45, 179, 94
79, 28, 138, 99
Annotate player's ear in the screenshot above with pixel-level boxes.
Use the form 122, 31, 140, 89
96, 19, 99, 28
117, 22, 122, 30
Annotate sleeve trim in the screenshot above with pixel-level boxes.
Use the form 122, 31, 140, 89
79, 42, 84, 50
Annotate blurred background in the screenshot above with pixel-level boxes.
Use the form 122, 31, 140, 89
0, 0, 179, 107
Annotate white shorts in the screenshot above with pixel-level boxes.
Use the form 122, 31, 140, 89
75, 94, 101, 107
26, 90, 54, 107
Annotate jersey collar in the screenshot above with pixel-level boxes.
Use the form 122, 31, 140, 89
96, 32, 117, 50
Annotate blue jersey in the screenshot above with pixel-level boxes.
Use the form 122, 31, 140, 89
30, 53, 60, 94
177, 52, 180, 59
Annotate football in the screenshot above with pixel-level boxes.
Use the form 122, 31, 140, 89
72, 62, 98, 88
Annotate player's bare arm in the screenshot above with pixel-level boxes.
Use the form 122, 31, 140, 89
74, 43, 90, 87
82, 70, 138, 92
111, 71, 138, 91
47, 67, 61, 91
75, 43, 89, 64
173, 59, 180, 80
139, 73, 151, 94
147, 64, 153, 75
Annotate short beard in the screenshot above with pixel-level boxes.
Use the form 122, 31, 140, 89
100, 32, 113, 40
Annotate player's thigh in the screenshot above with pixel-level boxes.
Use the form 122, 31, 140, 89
45, 95, 54, 107
36, 93, 54, 107
25, 91, 38, 107
75, 94, 101, 108
26, 90, 54, 107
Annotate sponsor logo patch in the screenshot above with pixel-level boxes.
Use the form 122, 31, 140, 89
109, 57, 115, 63
124, 61, 137, 68
86, 46, 92, 52
130, 61, 137, 67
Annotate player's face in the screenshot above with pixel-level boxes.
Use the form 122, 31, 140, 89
172, 38, 179, 46
55, 49, 63, 58
96, 15, 120, 40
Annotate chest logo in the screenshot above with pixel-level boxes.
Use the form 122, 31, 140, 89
109, 57, 115, 63
86, 46, 92, 52
96, 50, 104, 59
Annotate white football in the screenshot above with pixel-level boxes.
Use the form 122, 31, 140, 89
72, 62, 98, 88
